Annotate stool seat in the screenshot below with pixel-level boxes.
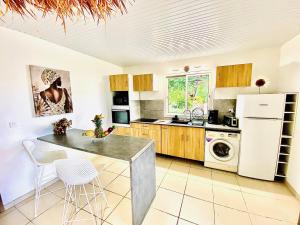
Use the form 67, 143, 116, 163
55, 158, 109, 225
56, 159, 98, 185
22, 139, 67, 217
33, 150, 67, 165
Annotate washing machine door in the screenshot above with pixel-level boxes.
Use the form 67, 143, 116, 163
209, 139, 235, 161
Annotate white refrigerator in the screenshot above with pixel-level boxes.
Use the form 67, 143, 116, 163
236, 94, 285, 181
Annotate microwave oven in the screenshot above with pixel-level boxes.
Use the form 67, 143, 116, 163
112, 106, 130, 125
113, 91, 129, 106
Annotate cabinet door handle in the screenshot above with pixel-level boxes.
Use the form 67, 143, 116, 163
181, 134, 184, 141
186, 135, 189, 142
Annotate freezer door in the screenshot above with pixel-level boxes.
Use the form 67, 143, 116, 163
238, 118, 282, 181
236, 94, 285, 119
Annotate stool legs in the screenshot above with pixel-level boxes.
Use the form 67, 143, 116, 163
61, 177, 108, 225
34, 166, 44, 217
95, 176, 109, 208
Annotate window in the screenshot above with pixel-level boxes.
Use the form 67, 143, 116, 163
167, 74, 209, 114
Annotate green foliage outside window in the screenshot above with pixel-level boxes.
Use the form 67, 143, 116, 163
168, 75, 209, 114
168, 76, 186, 114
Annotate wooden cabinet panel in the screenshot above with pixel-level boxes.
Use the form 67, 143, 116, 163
139, 126, 150, 138
185, 127, 205, 161
161, 126, 205, 161
125, 123, 204, 161
141, 74, 153, 91
150, 125, 162, 153
131, 123, 162, 153
131, 127, 140, 137
109, 74, 129, 91
114, 127, 131, 136
161, 126, 169, 155
133, 74, 153, 91
216, 63, 252, 88
166, 126, 185, 158
133, 75, 141, 91
236, 63, 252, 87
216, 65, 237, 87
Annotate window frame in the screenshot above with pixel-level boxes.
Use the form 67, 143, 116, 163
165, 72, 211, 117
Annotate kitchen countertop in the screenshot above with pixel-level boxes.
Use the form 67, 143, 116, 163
131, 119, 241, 132
37, 128, 154, 161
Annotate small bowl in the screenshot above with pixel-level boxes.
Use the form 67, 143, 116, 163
90, 132, 112, 143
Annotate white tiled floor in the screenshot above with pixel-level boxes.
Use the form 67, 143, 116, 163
1, 155, 299, 225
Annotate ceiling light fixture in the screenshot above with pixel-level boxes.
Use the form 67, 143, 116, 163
1, 0, 129, 31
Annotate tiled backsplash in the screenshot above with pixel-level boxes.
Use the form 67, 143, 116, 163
140, 100, 164, 119
213, 99, 237, 120
138, 99, 236, 120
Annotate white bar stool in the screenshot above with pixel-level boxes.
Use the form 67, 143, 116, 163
55, 159, 108, 225
22, 140, 67, 217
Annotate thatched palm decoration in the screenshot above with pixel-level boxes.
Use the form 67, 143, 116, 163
0, 0, 128, 30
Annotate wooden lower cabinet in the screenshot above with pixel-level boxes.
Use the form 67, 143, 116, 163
115, 123, 204, 161
131, 127, 140, 137
149, 125, 162, 154
113, 127, 131, 136
131, 123, 162, 153
164, 126, 185, 158
161, 125, 205, 161
185, 127, 205, 161
161, 126, 169, 155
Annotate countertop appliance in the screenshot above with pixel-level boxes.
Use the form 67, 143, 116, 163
208, 110, 219, 124
205, 130, 241, 172
223, 115, 239, 127
236, 94, 285, 181
134, 118, 158, 123
112, 105, 130, 126
113, 91, 129, 106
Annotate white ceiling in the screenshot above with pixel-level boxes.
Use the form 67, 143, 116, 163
1, 0, 300, 66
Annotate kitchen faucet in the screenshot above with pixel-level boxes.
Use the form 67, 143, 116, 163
183, 109, 192, 121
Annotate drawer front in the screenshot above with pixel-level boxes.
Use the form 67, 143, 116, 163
140, 128, 150, 137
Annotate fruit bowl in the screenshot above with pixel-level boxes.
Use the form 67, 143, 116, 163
90, 133, 112, 143
82, 126, 115, 143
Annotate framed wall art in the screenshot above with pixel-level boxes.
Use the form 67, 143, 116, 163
29, 65, 73, 117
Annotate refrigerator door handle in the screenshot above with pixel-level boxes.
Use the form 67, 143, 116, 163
259, 103, 269, 106
244, 117, 281, 120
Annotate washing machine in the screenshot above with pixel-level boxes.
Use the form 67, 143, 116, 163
204, 130, 241, 172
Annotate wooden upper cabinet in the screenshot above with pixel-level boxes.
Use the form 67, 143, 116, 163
133, 74, 156, 91
185, 127, 205, 161
109, 74, 129, 91
216, 63, 252, 88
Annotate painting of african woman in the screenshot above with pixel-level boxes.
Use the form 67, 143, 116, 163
29, 65, 73, 117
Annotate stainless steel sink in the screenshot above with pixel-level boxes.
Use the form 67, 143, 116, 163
170, 120, 190, 125
170, 120, 205, 126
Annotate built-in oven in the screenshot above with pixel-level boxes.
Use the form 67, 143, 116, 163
113, 91, 129, 106
112, 106, 130, 126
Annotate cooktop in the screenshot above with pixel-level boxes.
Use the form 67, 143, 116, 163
135, 118, 158, 123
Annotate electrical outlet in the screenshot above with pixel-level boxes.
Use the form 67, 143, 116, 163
8, 121, 17, 128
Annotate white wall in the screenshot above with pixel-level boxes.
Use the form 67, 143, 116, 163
278, 34, 300, 196
0, 27, 123, 205
124, 47, 280, 101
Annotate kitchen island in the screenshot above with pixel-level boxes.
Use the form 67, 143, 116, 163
38, 129, 156, 225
